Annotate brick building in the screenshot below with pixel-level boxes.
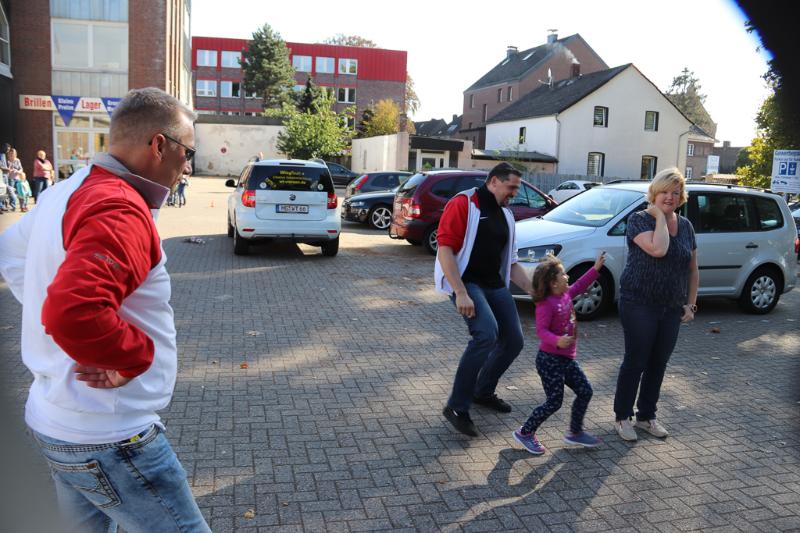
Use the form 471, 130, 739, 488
191, 37, 407, 126
685, 125, 717, 178
712, 140, 747, 174
7, 0, 191, 180
459, 32, 607, 149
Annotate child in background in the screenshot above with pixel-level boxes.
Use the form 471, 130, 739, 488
15, 173, 32, 212
513, 252, 606, 455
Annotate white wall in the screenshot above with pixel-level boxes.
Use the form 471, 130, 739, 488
556, 67, 692, 178
485, 116, 558, 156
351, 133, 410, 172
194, 123, 284, 176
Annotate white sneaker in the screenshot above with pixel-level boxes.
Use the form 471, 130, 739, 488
615, 419, 637, 441
635, 419, 668, 438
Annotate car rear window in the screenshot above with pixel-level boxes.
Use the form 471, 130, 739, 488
247, 165, 333, 192
397, 173, 427, 198
753, 196, 784, 231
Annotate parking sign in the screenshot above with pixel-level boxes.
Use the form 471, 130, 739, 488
770, 150, 800, 193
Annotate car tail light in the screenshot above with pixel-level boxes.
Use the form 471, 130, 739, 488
241, 190, 256, 208
407, 203, 422, 218
795, 236, 799, 254
354, 176, 367, 190
327, 191, 338, 209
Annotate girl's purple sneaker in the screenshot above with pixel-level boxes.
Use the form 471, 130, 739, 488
513, 428, 546, 455
564, 431, 602, 448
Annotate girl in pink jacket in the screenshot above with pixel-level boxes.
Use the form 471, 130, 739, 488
512, 252, 605, 455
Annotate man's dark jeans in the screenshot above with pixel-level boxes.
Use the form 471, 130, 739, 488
614, 298, 682, 422
448, 282, 524, 413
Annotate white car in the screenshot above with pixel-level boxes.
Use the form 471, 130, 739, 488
226, 159, 341, 256
514, 182, 798, 319
548, 180, 600, 203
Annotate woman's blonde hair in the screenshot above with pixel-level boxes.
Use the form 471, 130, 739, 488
647, 167, 688, 206
531, 255, 563, 302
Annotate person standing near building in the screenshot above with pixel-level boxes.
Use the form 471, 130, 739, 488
0, 87, 210, 532
435, 162, 533, 437
1, 144, 20, 211
31, 149, 55, 203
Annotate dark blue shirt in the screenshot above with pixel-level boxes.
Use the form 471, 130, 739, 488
619, 211, 696, 308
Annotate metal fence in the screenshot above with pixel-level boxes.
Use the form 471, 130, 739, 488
519, 172, 629, 193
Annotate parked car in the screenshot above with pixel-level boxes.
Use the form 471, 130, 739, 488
548, 179, 600, 203
512, 182, 798, 319
324, 161, 359, 187
345, 171, 412, 199
789, 201, 800, 259
342, 187, 400, 230
389, 169, 558, 255
225, 159, 340, 256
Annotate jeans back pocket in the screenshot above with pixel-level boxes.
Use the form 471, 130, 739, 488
46, 458, 121, 509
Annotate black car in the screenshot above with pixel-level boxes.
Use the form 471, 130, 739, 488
324, 161, 359, 187
341, 187, 399, 230
345, 171, 412, 199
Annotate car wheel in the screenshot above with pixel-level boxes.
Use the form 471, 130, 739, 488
321, 236, 339, 257
738, 266, 782, 314
423, 225, 438, 255
227, 213, 234, 238
569, 264, 612, 321
368, 205, 393, 230
233, 224, 249, 255
406, 239, 422, 246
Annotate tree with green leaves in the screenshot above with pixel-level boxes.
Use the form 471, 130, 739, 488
665, 68, 717, 137
360, 99, 402, 137
241, 23, 295, 110
296, 77, 325, 114
271, 93, 354, 160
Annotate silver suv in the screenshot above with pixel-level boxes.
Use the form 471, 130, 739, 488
513, 181, 798, 319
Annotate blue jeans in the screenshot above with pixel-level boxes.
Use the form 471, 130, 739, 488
613, 299, 682, 421
31, 425, 210, 533
31, 177, 49, 203
447, 283, 524, 412
523, 350, 593, 434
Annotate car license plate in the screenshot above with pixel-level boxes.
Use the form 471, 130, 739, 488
276, 204, 309, 214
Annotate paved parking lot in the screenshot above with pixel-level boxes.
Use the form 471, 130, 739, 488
1, 177, 799, 532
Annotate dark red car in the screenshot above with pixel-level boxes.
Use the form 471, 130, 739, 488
389, 169, 557, 254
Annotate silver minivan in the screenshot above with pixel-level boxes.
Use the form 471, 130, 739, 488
226, 159, 341, 256
513, 182, 798, 319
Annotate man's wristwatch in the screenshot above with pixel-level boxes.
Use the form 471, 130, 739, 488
684, 303, 697, 313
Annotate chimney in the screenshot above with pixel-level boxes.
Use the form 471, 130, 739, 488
723, 140, 731, 148
547, 29, 558, 44
506, 45, 518, 59
452, 114, 458, 122
571, 61, 581, 78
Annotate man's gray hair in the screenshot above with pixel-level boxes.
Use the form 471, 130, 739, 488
110, 87, 196, 146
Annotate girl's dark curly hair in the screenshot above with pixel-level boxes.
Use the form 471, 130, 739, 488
531, 255, 563, 302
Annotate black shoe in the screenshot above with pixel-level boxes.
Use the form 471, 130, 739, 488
442, 406, 478, 437
473, 394, 512, 413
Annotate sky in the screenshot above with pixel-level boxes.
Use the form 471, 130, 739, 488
191, 0, 771, 147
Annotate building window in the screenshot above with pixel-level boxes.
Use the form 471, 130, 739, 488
196, 80, 216, 97
346, 116, 355, 129
245, 90, 258, 99
220, 81, 241, 98
519, 127, 526, 144
469, 94, 475, 109
220, 51, 241, 68
195, 110, 216, 115
497, 88, 503, 103
468, 122, 472, 130
339, 58, 357, 75
686, 166, 693, 179
52, 20, 128, 71
337, 87, 356, 103
587, 152, 605, 177
292, 55, 312, 72
293, 84, 305, 92
593, 106, 608, 127
641, 156, 658, 179
688, 143, 695, 156
482, 104, 487, 122
1, 4, 11, 73
246, 112, 259, 116
197, 49, 217, 67
644, 110, 659, 131
316, 56, 334, 73
507, 87, 513, 102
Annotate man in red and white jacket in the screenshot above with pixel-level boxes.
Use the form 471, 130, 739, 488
435, 162, 533, 437
0, 88, 210, 532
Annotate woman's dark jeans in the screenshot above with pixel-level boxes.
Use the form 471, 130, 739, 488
613, 299, 682, 422
31, 177, 49, 203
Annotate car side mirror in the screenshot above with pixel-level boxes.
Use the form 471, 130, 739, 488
225, 179, 236, 188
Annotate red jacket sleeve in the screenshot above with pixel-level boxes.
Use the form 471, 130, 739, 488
437, 195, 469, 253
42, 199, 160, 378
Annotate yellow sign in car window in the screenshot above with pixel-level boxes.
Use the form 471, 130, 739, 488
264, 169, 313, 189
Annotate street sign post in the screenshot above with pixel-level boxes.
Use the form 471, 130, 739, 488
770, 150, 800, 193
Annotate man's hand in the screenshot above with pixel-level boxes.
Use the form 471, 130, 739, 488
454, 291, 475, 318
556, 335, 574, 349
74, 365, 134, 389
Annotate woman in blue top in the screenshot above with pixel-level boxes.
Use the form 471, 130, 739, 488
614, 168, 699, 441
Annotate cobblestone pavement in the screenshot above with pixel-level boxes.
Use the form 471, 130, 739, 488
1, 178, 799, 532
